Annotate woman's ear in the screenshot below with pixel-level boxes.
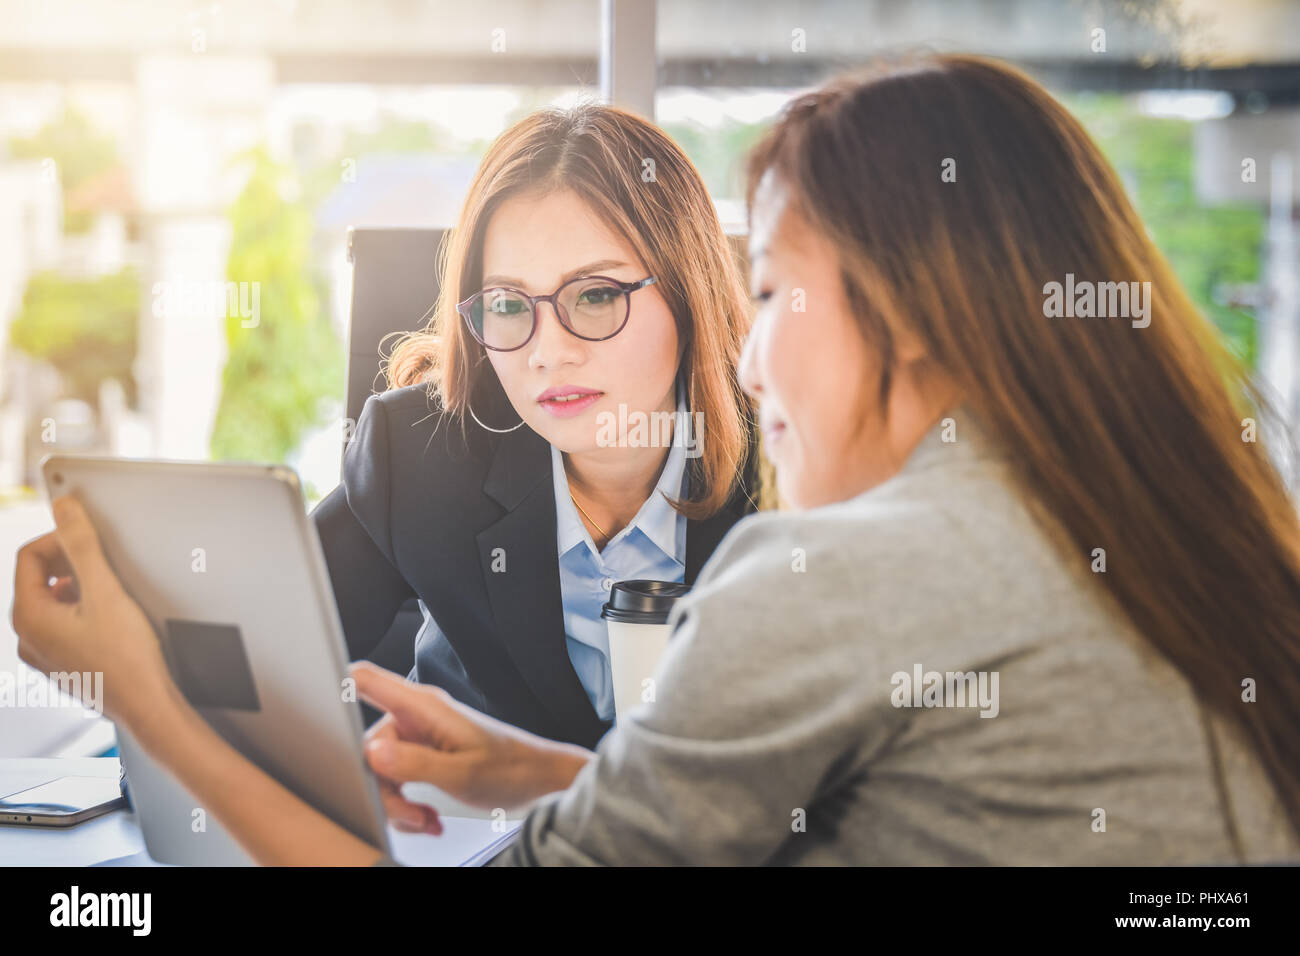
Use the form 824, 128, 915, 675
893, 324, 930, 364
890, 324, 960, 412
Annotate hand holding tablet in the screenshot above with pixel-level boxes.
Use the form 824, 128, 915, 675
13, 495, 176, 729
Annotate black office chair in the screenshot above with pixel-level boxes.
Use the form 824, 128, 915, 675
343, 226, 448, 680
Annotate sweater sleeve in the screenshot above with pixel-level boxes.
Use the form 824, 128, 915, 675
487, 511, 904, 866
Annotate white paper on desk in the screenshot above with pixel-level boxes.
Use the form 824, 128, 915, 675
92, 822, 518, 867
398, 781, 529, 820
387, 818, 520, 867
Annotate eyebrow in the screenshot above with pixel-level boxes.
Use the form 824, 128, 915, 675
482, 259, 631, 290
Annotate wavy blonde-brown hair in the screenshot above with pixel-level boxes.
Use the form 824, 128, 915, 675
386, 102, 755, 519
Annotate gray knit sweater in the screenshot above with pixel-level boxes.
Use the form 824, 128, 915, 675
474, 407, 1298, 865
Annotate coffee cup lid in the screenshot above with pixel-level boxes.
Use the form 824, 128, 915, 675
601, 579, 692, 625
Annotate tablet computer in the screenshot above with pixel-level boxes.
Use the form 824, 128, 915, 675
40, 455, 392, 866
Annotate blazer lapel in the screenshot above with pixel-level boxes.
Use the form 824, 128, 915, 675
475, 425, 607, 743
685, 507, 738, 584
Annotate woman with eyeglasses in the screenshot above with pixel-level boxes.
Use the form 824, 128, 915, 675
15, 54, 1300, 865
308, 103, 761, 752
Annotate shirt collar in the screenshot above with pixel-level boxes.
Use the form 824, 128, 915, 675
551, 384, 689, 562
552, 445, 589, 557
631, 410, 688, 560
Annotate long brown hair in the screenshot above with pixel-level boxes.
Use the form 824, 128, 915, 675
747, 54, 1300, 836
387, 102, 754, 519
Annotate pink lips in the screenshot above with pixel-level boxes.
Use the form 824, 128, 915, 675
760, 414, 787, 444
537, 386, 604, 418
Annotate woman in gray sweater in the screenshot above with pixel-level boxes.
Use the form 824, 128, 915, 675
14, 54, 1300, 865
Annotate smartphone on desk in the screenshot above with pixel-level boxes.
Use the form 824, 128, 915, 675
0, 774, 128, 828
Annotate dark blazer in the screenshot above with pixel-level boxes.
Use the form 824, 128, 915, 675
311, 382, 759, 750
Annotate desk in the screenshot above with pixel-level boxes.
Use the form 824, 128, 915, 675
0, 758, 518, 866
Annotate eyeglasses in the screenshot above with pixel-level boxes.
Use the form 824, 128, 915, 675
457, 274, 657, 352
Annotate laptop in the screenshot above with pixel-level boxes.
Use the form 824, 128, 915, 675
40, 455, 392, 866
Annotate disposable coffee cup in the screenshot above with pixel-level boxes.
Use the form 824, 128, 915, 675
601, 580, 692, 720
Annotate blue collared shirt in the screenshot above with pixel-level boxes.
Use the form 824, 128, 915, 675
551, 395, 689, 723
